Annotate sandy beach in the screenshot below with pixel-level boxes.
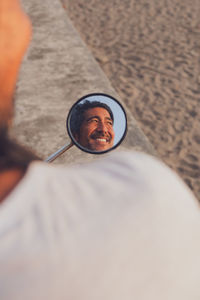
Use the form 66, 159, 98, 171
61, 0, 200, 200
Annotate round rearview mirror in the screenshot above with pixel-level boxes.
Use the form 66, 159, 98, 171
67, 93, 127, 154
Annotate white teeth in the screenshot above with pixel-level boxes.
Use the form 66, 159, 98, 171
96, 138, 107, 142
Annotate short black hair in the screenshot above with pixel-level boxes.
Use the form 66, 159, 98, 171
0, 127, 40, 172
70, 100, 114, 136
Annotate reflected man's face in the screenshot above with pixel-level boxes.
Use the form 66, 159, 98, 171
77, 107, 115, 151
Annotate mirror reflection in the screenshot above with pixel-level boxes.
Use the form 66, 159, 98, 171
67, 93, 127, 154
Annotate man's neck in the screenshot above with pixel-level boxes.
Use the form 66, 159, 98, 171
0, 168, 24, 204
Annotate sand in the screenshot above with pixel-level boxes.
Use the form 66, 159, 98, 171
61, 0, 200, 200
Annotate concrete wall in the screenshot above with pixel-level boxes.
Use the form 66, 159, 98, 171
12, 0, 155, 165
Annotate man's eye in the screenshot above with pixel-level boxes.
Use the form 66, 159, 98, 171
107, 121, 113, 126
88, 119, 98, 123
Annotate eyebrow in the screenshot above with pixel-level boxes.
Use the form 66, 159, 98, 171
86, 116, 113, 123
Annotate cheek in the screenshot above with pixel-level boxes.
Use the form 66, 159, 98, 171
87, 124, 97, 135
109, 128, 115, 137
81, 125, 93, 139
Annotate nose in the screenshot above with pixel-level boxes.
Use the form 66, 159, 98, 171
97, 121, 108, 134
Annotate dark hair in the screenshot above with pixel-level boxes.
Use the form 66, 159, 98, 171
0, 127, 40, 172
70, 100, 114, 136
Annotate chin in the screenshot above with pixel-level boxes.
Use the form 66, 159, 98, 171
93, 145, 111, 151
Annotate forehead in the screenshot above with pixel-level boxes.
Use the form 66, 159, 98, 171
84, 107, 111, 119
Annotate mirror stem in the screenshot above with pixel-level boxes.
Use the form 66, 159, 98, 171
45, 141, 74, 163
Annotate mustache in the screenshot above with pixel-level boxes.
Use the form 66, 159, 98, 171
90, 132, 112, 142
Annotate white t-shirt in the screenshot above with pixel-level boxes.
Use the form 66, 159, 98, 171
0, 151, 200, 300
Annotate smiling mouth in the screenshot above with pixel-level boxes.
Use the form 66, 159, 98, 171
92, 136, 111, 143
96, 138, 107, 142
